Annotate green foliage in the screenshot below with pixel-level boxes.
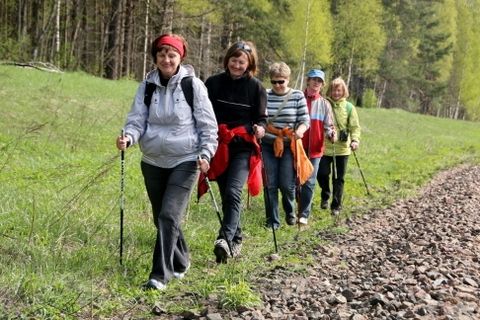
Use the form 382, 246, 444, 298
378, 0, 421, 110
0, 66, 479, 318
283, 0, 333, 78
0, 36, 32, 61
332, 0, 386, 78
219, 280, 261, 310
452, 0, 480, 120
412, 0, 455, 115
362, 88, 377, 108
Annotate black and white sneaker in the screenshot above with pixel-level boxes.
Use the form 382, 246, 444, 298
143, 278, 166, 291
320, 200, 329, 209
286, 217, 296, 225
331, 208, 341, 217
213, 239, 229, 264
231, 242, 242, 257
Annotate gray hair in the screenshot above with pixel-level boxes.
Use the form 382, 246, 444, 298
269, 62, 291, 79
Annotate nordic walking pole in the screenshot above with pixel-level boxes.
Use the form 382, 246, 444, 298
332, 142, 337, 179
294, 138, 302, 238
199, 157, 234, 258
204, 177, 234, 258
258, 141, 279, 254
119, 129, 125, 265
352, 149, 370, 196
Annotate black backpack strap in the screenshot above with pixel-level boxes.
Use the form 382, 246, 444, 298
181, 76, 194, 111
144, 77, 194, 111
143, 82, 157, 109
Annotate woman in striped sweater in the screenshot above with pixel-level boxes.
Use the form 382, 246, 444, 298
262, 62, 310, 230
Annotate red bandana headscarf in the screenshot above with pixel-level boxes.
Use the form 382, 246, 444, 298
156, 35, 185, 59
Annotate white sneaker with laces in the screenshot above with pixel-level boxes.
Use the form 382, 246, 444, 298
144, 278, 166, 291
299, 217, 308, 225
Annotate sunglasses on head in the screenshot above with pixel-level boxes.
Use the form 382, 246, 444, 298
270, 80, 285, 85
235, 42, 252, 53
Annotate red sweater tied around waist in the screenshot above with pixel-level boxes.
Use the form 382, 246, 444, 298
198, 124, 262, 199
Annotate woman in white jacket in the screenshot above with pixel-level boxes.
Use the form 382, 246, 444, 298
116, 33, 218, 290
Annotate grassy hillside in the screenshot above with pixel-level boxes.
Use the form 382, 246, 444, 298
0, 65, 479, 318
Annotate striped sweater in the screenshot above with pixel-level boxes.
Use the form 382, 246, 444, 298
266, 89, 310, 132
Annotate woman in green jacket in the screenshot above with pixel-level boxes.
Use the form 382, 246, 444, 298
317, 77, 361, 216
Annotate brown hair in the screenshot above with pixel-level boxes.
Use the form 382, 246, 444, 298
326, 77, 349, 99
223, 41, 258, 77
151, 34, 188, 63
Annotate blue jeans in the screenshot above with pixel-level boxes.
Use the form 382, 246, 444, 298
215, 149, 250, 244
141, 161, 197, 284
299, 157, 321, 218
261, 142, 296, 228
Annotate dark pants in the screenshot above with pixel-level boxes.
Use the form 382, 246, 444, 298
141, 160, 197, 284
317, 155, 349, 210
261, 142, 296, 228
216, 149, 250, 244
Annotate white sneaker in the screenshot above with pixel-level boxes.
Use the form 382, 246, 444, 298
144, 278, 166, 291
298, 217, 308, 225
173, 262, 191, 279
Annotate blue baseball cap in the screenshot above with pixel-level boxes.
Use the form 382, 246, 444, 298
306, 69, 325, 81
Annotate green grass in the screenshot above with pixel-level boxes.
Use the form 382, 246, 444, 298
0, 65, 479, 318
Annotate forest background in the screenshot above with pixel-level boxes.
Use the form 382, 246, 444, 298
1, 0, 479, 120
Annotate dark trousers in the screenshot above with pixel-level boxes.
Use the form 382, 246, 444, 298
216, 150, 250, 244
317, 155, 349, 210
141, 160, 197, 284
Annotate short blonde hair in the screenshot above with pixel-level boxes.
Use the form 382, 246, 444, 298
326, 77, 349, 99
269, 62, 291, 79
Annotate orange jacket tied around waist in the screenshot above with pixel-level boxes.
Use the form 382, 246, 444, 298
266, 124, 313, 185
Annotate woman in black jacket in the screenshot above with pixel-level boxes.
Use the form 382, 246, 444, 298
204, 41, 267, 263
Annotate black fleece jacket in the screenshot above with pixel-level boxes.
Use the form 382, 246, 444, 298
205, 72, 267, 133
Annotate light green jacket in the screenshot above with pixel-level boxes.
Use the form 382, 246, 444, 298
324, 98, 361, 156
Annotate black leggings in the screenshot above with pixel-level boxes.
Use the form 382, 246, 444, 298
317, 155, 349, 210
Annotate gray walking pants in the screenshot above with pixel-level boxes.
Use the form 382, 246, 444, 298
141, 160, 197, 284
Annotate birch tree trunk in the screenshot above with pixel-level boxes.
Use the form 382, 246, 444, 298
55, 0, 61, 56
117, 0, 126, 78
205, 21, 212, 78
453, 95, 460, 119
124, 0, 135, 77
160, 0, 175, 34
296, 0, 311, 90
377, 80, 387, 108
346, 46, 355, 88
105, 0, 122, 79
142, 0, 150, 79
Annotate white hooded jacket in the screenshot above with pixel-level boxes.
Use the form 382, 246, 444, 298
124, 64, 218, 168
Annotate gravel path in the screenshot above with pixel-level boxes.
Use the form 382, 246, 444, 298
166, 165, 480, 320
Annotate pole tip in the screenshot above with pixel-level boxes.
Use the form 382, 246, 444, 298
267, 253, 281, 261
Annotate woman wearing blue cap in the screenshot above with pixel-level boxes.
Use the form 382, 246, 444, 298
298, 69, 336, 225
